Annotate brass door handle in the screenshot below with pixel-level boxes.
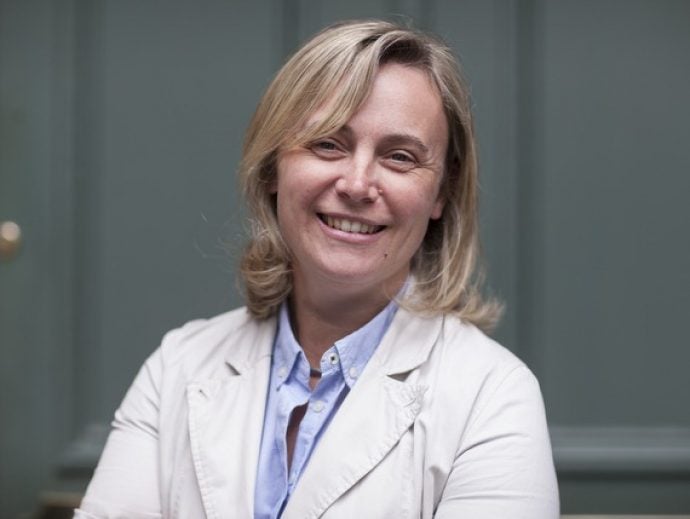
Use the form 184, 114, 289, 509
0, 221, 22, 261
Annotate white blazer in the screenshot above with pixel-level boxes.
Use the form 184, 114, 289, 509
75, 307, 559, 518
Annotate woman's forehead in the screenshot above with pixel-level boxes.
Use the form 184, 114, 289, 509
298, 64, 447, 152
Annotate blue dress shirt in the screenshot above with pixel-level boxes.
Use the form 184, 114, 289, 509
253, 299, 398, 519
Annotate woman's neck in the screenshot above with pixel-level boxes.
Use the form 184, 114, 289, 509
288, 271, 406, 368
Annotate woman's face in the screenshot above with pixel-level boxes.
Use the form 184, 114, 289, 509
274, 63, 448, 298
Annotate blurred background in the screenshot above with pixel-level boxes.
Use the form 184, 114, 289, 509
1, 0, 689, 517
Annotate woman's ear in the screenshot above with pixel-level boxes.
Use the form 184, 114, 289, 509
430, 195, 445, 220
268, 178, 278, 194
268, 154, 280, 194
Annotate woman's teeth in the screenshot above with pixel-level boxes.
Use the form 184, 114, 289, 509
324, 215, 380, 234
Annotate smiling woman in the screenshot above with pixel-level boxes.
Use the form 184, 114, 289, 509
76, 20, 559, 518
240, 21, 496, 331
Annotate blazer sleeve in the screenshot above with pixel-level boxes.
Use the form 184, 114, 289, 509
74, 347, 164, 519
434, 365, 560, 519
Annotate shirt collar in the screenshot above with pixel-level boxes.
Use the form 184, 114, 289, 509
272, 295, 400, 389
331, 299, 397, 388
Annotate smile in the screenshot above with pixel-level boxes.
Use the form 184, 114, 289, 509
319, 214, 384, 235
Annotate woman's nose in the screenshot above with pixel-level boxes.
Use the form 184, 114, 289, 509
334, 157, 380, 203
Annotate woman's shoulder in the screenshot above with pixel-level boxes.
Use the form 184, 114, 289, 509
161, 306, 251, 344
438, 313, 526, 373
395, 309, 527, 376
153, 306, 275, 373
401, 311, 539, 404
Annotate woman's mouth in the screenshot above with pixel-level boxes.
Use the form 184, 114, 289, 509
318, 214, 384, 235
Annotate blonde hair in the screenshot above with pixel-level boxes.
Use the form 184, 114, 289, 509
239, 20, 502, 331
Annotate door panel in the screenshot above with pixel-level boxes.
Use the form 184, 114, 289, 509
0, 1, 75, 517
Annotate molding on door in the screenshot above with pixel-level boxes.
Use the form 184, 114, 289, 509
58, 422, 690, 478
551, 425, 690, 476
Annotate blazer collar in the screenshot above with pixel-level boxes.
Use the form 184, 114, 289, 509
187, 314, 277, 519
283, 309, 443, 518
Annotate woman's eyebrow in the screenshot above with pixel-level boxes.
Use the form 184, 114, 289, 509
378, 134, 431, 155
337, 124, 431, 155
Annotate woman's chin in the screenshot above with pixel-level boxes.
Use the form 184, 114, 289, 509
295, 260, 409, 297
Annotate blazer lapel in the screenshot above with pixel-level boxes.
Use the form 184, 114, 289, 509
186, 315, 276, 519
283, 310, 443, 518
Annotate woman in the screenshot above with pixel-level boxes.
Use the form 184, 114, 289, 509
76, 20, 559, 518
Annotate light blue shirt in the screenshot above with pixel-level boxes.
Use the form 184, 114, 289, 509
253, 299, 398, 519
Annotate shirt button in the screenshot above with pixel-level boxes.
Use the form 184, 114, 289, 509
312, 400, 325, 413
329, 353, 339, 365
278, 366, 287, 378
349, 367, 358, 379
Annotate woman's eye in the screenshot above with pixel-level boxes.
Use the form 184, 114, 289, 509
387, 151, 418, 170
390, 152, 413, 163
313, 140, 338, 152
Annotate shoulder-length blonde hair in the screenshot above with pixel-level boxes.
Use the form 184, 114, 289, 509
239, 19, 501, 331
